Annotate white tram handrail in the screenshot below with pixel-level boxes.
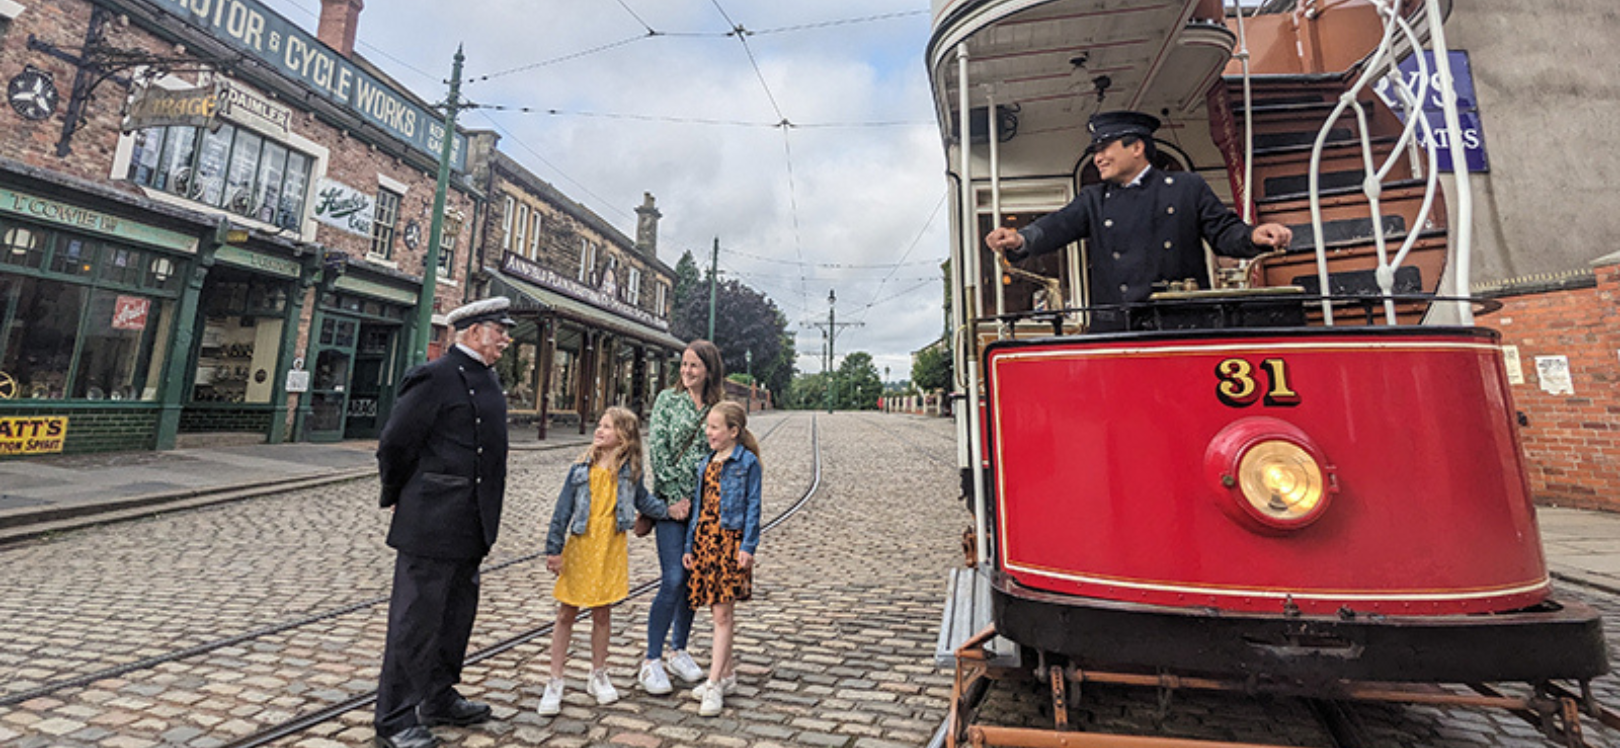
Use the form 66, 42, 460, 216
1304, 0, 1473, 325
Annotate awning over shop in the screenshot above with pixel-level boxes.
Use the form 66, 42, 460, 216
489, 270, 686, 352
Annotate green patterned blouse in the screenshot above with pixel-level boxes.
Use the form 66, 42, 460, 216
648, 387, 709, 505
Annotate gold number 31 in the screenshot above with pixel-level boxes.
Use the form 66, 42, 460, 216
1215, 358, 1300, 407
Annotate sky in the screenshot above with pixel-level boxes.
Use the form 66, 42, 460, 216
254, 0, 951, 382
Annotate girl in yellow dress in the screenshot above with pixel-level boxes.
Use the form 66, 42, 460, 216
538, 406, 669, 716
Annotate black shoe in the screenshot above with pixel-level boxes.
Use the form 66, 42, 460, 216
374, 725, 439, 748
417, 696, 493, 727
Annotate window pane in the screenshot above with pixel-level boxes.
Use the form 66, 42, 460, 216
129, 127, 164, 186
224, 128, 262, 215
72, 289, 168, 401
159, 127, 198, 195
254, 141, 288, 225
99, 246, 143, 286
0, 276, 85, 400
279, 152, 310, 232
371, 189, 400, 259
1, 223, 47, 269
193, 123, 234, 205
50, 236, 98, 277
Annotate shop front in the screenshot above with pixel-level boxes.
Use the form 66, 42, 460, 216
488, 253, 682, 439
0, 183, 200, 456
176, 244, 310, 444
298, 270, 417, 442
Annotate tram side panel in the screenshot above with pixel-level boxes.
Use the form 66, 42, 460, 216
982, 329, 1548, 617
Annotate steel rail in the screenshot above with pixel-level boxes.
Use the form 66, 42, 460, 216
217, 414, 822, 748
0, 414, 798, 709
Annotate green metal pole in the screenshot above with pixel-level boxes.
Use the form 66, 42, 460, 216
707, 237, 718, 341
825, 289, 834, 414
412, 45, 464, 366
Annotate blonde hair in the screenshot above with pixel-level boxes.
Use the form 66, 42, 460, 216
710, 401, 761, 465
581, 406, 645, 481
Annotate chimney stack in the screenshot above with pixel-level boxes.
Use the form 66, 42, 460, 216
635, 192, 662, 257
317, 0, 364, 57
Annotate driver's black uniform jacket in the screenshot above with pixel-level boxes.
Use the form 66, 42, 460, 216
1007, 167, 1266, 326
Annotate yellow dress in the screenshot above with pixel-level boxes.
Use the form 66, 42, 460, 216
553, 466, 629, 608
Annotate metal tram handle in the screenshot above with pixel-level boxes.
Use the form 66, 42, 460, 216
1306, 0, 1474, 326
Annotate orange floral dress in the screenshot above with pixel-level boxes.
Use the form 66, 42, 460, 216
688, 458, 752, 607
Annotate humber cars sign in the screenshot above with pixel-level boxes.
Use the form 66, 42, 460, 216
151, 0, 466, 171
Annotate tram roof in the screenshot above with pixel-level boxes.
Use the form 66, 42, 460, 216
926, 1, 1287, 143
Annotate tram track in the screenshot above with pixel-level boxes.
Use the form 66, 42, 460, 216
0, 414, 803, 711
202, 412, 822, 748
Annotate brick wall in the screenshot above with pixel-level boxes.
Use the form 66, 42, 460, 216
179, 406, 275, 434
0, 406, 161, 455
1489, 257, 1620, 510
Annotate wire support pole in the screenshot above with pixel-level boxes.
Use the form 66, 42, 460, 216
412, 45, 466, 366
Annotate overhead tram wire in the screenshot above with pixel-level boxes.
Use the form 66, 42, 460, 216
854, 188, 949, 324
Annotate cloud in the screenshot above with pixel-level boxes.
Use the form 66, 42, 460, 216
263, 0, 949, 380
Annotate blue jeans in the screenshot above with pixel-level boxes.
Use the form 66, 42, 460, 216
646, 517, 694, 660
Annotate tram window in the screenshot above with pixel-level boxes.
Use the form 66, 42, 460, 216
978, 212, 1070, 316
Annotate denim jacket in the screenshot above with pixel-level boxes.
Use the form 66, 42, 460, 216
545, 461, 668, 555
684, 446, 763, 556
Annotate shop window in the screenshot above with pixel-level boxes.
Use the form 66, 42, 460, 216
438, 216, 462, 279
0, 277, 84, 400
194, 276, 288, 404
1, 223, 46, 269
128, 124, 312, 232
49, 236, 98, 277
72, 289, 173, 401
371, 188, 402, 260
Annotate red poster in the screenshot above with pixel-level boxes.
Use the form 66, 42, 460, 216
112, 295, 150, 331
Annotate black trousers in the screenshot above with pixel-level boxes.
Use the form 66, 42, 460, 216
375, 551, 482, 733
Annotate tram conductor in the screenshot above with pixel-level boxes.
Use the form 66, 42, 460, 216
985, 110, 1293, 330
373, 297, 514, 748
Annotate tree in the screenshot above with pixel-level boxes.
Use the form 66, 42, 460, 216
785, 372, 830, 410
835, 351, 883, 410
671, 274, 795, 399
911, 342, 952, 393
672, 250, 702, 320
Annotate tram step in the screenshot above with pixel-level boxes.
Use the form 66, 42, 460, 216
935, 567, 1020, 669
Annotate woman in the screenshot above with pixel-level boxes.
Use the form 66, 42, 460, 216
639, 339, 726, 694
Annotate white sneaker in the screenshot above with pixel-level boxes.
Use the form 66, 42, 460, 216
537, 678, 563, 717
639, 659, 673, 695
666, 650, 704, 684
586, 668, 620, 705
690, 674, 737, 700
698, 682, 724, 717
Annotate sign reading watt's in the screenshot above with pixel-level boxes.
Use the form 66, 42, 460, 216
152, 0, 466, 171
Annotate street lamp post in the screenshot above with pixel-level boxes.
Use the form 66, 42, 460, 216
745, 349, 753, 412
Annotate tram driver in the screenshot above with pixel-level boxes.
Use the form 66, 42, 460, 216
984, 110, 1293, 331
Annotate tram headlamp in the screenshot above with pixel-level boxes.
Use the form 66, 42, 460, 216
1205, 417, 1336, 532
1237, 440, 1325, 522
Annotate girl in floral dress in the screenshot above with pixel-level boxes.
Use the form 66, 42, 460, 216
538, 407, 669, 716
682, 401, 763, 717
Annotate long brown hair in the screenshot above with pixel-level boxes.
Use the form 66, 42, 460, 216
580, 406, 645, 481
711, 401, 761, 466
676, 339, 726, 407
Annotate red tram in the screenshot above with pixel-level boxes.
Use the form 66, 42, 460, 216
928, 0, 1608, 743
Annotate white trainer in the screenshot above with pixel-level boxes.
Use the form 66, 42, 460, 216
698, 682, 724, 717
586, 668, 620, 705
536, 678, 563, 717
639, 659, 673, 695
666, 650, 704, 684
690, 674, 737, 701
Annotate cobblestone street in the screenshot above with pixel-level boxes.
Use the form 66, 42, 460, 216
4, 413, 1620, 747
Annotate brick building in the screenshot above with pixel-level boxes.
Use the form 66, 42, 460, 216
0, 0, 481, 454
474, 150, 682, 437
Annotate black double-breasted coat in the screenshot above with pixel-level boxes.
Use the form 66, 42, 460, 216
1012, 167, 1264, 308
377, 345, 509, 560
